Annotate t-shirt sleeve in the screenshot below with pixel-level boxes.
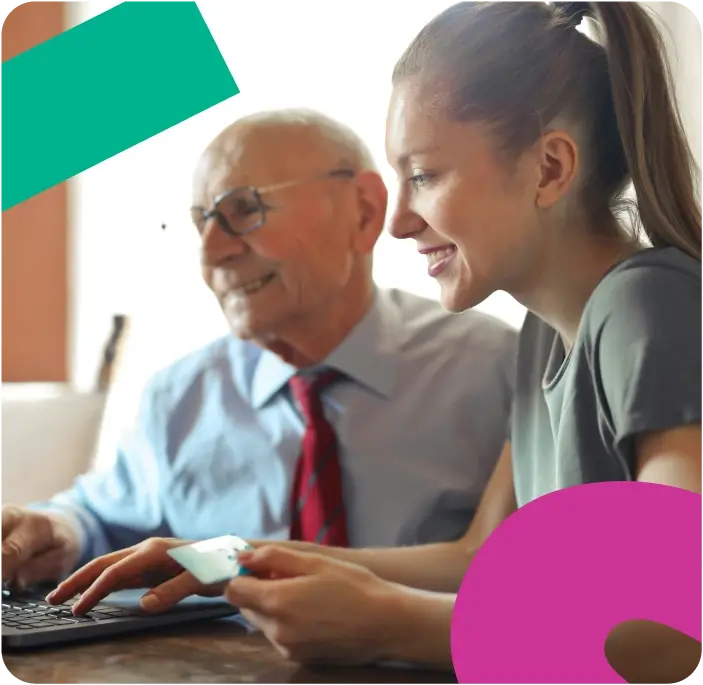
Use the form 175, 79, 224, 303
585, 262, 701, 456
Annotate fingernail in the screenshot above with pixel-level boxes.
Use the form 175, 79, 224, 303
140, 595, 160, 611
45, 591, 55, 602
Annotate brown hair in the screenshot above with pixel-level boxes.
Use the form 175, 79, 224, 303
393, 2, 701, 260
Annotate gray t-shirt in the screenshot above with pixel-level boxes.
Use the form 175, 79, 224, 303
512, 247, 701, 507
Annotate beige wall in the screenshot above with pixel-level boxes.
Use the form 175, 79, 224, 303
644, 2, 702, 169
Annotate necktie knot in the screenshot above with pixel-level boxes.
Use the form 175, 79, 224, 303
289, 368, 344, 425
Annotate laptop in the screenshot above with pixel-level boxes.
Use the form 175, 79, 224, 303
2, 585, 239, 650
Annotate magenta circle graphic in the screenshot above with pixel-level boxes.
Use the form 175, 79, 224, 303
451, 482, 701, 683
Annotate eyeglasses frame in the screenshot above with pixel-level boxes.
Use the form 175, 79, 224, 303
190, 167, 357, 237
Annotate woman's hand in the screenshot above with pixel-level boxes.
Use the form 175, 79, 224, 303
46, 537, 225, 614
226, 545, 403, 665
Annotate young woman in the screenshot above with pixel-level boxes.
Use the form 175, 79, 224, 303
48, 1, 701, 678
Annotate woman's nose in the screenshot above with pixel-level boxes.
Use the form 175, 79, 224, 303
387, 201, 426, 240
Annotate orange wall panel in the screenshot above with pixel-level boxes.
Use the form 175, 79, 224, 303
2, 2, 68, 382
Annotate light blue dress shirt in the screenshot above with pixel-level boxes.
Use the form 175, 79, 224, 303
38, 288, 517, 566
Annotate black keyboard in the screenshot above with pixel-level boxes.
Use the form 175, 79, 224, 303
2, 586, 239, 650
2, 592, 139, 630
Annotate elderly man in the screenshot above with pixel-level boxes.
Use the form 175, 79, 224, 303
2, 110, 516, 594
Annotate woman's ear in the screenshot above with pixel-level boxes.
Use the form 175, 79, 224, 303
534, 129, 580, 209
353, 171, 388, 255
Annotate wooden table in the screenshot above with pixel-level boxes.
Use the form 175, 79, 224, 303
3, 619, 457, 683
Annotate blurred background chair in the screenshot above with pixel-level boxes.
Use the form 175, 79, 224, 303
2, 315, 129, 505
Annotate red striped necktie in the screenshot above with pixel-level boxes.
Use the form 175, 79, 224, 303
288, 369, 349, 547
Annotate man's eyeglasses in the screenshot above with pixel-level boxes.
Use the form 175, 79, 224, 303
190, 167, 356, 237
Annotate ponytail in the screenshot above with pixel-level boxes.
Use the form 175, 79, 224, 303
590, 2, 701, 259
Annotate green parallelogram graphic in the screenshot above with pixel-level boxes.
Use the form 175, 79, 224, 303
2, 1, 239, 211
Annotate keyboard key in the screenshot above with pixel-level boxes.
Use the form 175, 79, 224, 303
37, 618, 71, 626
95, 607, 138, 616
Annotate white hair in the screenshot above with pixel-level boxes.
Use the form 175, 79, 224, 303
235, 108, 378, 172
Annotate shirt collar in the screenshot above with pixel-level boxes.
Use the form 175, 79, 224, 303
249, 288, 400, 409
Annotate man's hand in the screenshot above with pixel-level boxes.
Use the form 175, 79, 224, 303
46, 537, 225, 614
226, 546, 403, 665
2, 505, 81, 591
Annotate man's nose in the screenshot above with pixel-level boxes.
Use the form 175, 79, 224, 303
201, 216, 248, 264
